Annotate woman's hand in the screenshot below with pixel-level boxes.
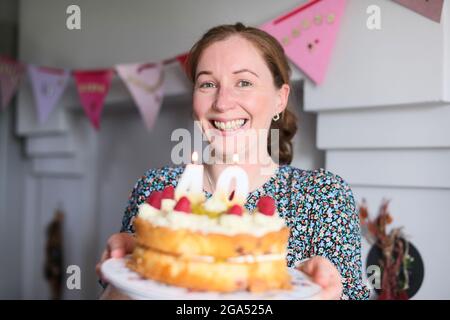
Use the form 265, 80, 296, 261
95, 232, 136, 283
297, 256, 343, 300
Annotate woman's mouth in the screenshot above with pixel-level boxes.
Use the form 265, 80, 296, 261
209, 119, 249, 132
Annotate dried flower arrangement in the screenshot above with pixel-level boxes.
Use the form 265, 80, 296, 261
359, 199, 415, 300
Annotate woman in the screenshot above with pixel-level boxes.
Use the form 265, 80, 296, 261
97, 23, 370, 300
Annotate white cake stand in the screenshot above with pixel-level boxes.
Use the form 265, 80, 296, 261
101, 256, 322, 300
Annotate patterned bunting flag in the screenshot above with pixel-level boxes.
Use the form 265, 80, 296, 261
28, 65, 70, 123
116, 62, 164, 130
393, 0, 444, 23
0, 55, 25, 110
73, 69, 113, 130
260, 0, 346, 85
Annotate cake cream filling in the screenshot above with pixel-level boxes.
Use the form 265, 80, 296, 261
139, 245, 286, 264
183, 252, 286, 264
138, 201, 286, 236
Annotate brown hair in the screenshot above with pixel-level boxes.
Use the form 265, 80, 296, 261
186, 22, 298, 165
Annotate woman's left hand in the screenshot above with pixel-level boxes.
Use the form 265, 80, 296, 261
297, 256, 343, 300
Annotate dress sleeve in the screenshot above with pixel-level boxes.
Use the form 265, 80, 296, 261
120, 168, 162, 233
309, 169, 370, 300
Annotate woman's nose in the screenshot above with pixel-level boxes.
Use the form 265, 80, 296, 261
212, 86, 235, 112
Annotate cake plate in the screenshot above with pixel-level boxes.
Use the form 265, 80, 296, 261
101, 256, 322, 300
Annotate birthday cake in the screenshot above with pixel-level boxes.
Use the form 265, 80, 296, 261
129, 187, 290, 292
127, 161, 292, 293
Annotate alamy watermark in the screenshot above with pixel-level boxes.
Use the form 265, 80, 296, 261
366, 5, 382, 30
170, 121, 280, 175
66, 265, 81, 290
66, 5, 81, 30
366, 264, 381, 290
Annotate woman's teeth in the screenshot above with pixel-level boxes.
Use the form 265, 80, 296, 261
213, 119, 246, 131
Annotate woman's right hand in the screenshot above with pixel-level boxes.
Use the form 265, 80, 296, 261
96, 232, 136, 283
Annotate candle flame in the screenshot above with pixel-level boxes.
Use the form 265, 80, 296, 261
192, 151, 199, 163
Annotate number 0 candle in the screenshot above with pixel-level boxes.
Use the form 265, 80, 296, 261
215, 154, 249, 205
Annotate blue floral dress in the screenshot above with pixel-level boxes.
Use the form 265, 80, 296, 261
121, 164, 370, 300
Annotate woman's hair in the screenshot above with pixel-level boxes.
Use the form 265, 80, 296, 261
186, 22, 298, 165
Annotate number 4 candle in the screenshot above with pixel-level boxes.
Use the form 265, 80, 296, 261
175, 151, 205, 204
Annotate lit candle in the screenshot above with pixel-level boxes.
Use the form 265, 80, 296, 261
214, 154, 249, 205
175, 151, 205, 203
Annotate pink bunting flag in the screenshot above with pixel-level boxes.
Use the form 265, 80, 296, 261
0, 55, 25, 110
28, 65, 70, 123
176, 53, 189, 75
260, 0, 346, 85
73, 69, 113, 130
116, 62, 164, 130
393, 0, 443, 23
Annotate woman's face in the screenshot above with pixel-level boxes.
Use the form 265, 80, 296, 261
193, 35, 289, 162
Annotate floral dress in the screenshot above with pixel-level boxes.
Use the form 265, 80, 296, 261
120, 164, 370, 300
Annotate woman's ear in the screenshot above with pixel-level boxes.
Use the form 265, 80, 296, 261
276, 84, 290, 115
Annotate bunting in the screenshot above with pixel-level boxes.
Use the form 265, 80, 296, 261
116, 62, 165, 130
0, 55, 25, 110
1, 1, 432, 130
73, 69, 114, 130
260, 0, 346, 84
28, 65, 70, 123
393, 0, 444, 23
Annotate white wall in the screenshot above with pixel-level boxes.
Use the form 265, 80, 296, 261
0, 0, 27, 300
305, 0, 450, 299
0, 107, 27, 300
304, 0, 450, 109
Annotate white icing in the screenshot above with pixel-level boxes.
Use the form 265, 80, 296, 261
203, 195, 228, 213
161, 199, 176, 213
137, 202, 287, 236
219, 213, 254, 234
138, 203, 159, 219
253, 212, 286, 230
166, 210, 215, 230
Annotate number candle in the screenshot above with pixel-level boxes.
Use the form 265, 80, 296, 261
215, 154, 249, 205
175, 151, 205, 203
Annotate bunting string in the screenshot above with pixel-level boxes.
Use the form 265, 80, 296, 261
0, 0, 441, 130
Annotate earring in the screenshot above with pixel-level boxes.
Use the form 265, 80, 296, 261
273, 113, 280, 122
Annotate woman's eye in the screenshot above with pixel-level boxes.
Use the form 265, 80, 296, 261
199, 82, 216, 89
237, 80, 252, 87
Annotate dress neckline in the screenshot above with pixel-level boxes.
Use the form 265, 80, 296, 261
200, 164, 287, 199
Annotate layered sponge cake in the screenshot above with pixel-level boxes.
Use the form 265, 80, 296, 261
128, 185, 292, 293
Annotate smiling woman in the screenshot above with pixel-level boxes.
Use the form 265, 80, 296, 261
187, 23, 297, 167
97, 22, 370, 300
